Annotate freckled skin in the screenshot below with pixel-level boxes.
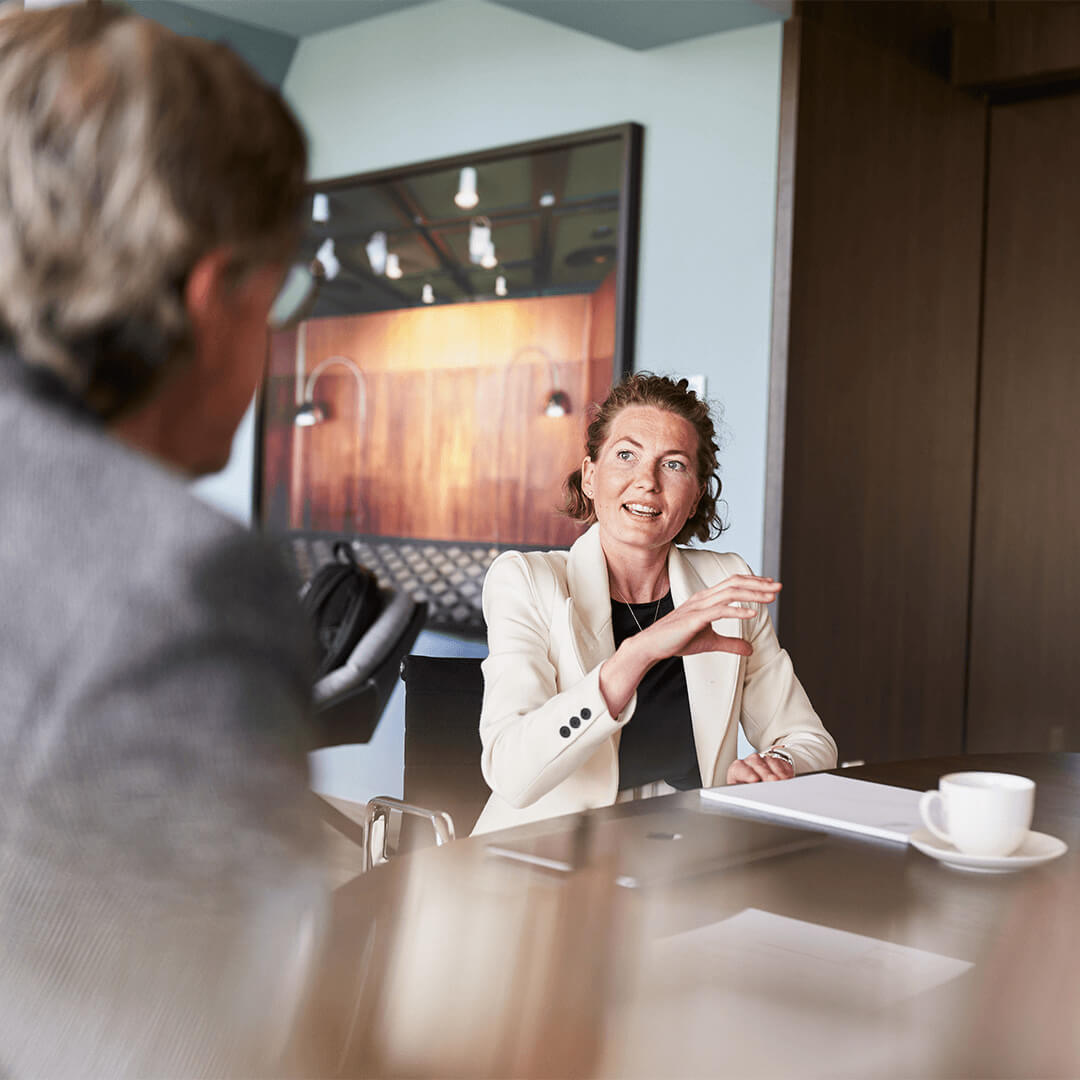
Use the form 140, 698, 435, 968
581, 405, 702, 572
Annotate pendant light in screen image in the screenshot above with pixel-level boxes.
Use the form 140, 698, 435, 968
267, 195, 339, 330
455, 166, 479, 209
366, 231, 405, 287
469, 217, 498, 270
365, 230, 388, 276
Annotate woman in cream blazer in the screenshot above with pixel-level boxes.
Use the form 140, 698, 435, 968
472, 375, 836, 836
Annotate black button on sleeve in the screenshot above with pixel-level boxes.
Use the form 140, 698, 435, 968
569, 716, 581, 729
580, 707, 591, 720
559, 725, 571, 738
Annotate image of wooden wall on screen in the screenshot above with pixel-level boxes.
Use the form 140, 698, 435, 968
262, 279, 617, 546
255, 125, 640, 630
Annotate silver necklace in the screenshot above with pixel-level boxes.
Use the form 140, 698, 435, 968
612, 588, 664, 634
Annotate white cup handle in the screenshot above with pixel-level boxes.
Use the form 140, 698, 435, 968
919, 790, 952, 845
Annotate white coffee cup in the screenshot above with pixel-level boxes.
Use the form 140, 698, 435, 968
919, 772, 1035, 857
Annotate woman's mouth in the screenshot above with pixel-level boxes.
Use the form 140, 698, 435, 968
622, 502, 661, 519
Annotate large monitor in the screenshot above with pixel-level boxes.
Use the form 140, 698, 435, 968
255, 124, 642, 635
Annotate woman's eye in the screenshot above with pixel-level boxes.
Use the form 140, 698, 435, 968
616, 449, 633, 461
665, 460, 687, 471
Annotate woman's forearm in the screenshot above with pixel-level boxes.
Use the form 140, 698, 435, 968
598, 635, 656, 717
480, 664, 631, 808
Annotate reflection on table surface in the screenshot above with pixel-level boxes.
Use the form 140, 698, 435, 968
311, 753, 1080, 1078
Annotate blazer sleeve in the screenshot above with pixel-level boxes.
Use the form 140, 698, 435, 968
727, 555, 838, 773
479, 552, 634, 809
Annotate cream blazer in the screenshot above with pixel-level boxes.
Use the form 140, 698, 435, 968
471, 524, 837, 835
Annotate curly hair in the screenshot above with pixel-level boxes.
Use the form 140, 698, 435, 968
0, 4, 307, 418
562, 372, 726, 545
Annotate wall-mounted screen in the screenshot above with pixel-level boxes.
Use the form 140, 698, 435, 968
255, 123, 642, 635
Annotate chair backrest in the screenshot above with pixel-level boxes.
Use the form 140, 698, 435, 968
312, 592, 427, 748
401, 655, 488, 838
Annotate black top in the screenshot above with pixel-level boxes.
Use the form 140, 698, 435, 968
612, 592, 702, 791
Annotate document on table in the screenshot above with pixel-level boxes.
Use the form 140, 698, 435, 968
699, 773, 923, 844
605, 907, 975, 1078
654, 907, 974, 1009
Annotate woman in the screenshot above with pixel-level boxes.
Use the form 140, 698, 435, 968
471, 373, 836, 835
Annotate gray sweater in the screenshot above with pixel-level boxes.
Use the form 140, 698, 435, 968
0, 354, 325, 1077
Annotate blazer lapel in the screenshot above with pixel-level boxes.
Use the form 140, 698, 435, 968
564, 524, 616, 676
668, 546, 741, 787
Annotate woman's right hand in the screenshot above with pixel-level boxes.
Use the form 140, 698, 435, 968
598, 575, 781, 717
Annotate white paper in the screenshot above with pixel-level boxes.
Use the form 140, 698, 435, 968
603, 906, 975, 1078
655, 907, 973, 1009
699, 773, 924, 843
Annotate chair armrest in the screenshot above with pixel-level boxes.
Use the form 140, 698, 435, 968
362, 796, 456, 871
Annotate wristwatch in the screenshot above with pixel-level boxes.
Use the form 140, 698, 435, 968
761, 747, 796, 770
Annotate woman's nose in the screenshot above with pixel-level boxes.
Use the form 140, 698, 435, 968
632, 462, 661, 489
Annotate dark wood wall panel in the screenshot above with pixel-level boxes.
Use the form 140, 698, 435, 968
966, 93, 1080, 753
777, 18, 986, 764
953, 1, 1080, 90
800, 0, 989, 79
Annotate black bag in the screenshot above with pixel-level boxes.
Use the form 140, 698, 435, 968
300, 541, 384, 679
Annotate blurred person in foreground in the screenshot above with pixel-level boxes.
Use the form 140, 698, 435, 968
0, 4, 326, 1076
473, 373, 836, 834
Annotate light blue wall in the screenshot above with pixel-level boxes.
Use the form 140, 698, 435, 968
282, 0, 781, 803
190, 400, 256, 524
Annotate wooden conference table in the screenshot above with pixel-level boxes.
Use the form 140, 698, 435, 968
319, 753, 1080, 1078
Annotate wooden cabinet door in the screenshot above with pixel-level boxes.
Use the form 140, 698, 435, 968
966, 93, 1080, 753
776, 19, 985, 764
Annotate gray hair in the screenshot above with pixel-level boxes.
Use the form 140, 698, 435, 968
0, 4, 307, 417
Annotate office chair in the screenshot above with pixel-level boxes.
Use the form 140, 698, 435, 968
400, 655, 489, 840
310, 588, 427, 748
313, 653, 485, 869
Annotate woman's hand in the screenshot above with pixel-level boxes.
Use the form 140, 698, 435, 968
599, 574, 781, 717
638, 574, 780, 663
726, 751, 795, 784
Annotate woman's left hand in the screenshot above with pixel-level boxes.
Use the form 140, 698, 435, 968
726, 752, 795, 784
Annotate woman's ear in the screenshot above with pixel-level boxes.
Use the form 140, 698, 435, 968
581, 457, 595, 497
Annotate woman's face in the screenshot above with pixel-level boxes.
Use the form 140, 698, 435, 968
581, 404, 703, 557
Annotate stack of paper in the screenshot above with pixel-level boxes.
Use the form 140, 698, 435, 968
699, 773, 924, 844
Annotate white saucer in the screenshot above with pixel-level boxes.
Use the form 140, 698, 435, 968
909, 828, 1068, 873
